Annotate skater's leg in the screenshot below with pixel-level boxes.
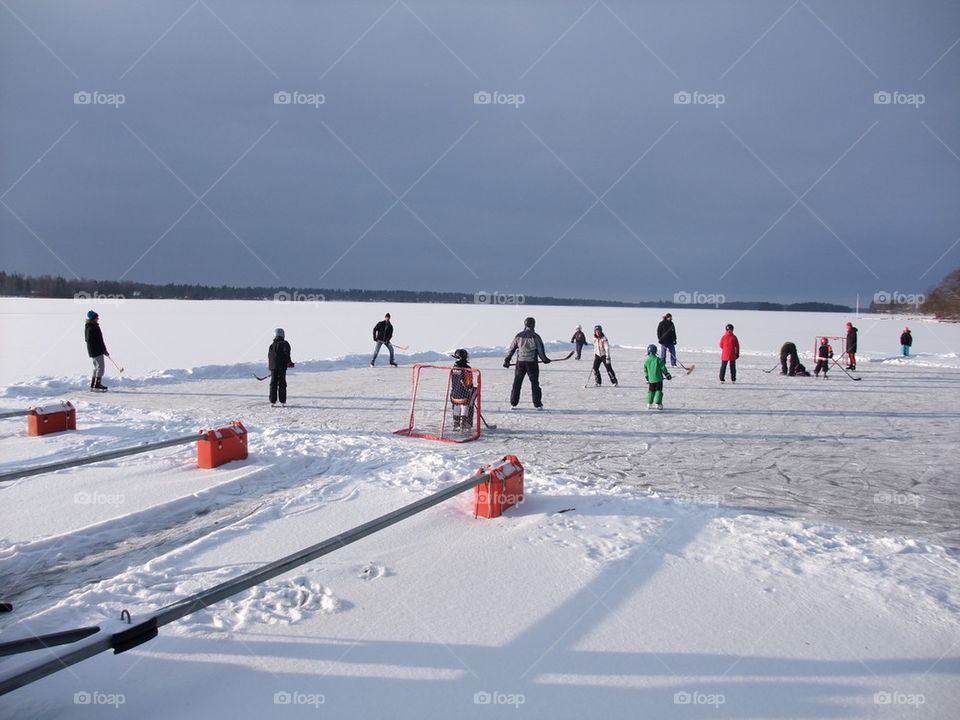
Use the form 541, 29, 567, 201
371, 341, 382, 364
605, 359, 617, 384
668, 345, 677, 366
730, 361, 737, 382
719, 360, 728, 381
591, 355, 602, 385
278, 370, 287, 404
387, 342, 395, 364
529, 362, 543, 407
510, 365, 525, 406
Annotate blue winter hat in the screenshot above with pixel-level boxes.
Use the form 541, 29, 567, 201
646, 344, 658, 355
86, 310, 99, 320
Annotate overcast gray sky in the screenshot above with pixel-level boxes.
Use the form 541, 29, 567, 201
1, 0, 958, 304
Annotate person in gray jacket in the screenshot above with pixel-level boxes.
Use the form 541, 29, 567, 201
503, 317, 551, 408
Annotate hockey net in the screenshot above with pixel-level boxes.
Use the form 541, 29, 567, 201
394, 364, 481, 443
812, 336, 845, 360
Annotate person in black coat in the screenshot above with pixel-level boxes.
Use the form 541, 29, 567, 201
84, 310, 109, 390
570, 325, 587, 360
656, 313, 678, 367
845, 322, 858, 369
371, 313, 396, 366
268, 328, 292, 406
900, 327, 912, 356
779, 341, 800, 375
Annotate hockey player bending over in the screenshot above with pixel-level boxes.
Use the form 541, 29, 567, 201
780, 341, 800, 376
450, 349, 477, 431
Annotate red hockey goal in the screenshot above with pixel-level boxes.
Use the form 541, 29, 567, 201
394, 364, 481, 443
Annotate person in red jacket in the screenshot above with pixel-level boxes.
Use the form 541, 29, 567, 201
719, 323, 740, 383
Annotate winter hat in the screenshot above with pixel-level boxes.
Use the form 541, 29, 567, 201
725, 323, 734, 331
846, 322, 853, 327
664, 313, 672, 319
646, 344, 658, 355
903, 327, 910, 332
524, 317, 536, 329
86, 310, 99, 320
275, 328, 285, 338
385, 313, 391, 319
594, 325, 603, 332
452, 348, 468, 361
576, 325, 581, 329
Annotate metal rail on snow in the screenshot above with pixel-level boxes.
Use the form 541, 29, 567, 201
0, 468, 496, 695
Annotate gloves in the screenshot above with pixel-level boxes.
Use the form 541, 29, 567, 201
503, 360, 511, 368
542, 358, 551, 364
665, 373, 672, 380
288, 362, 295, 368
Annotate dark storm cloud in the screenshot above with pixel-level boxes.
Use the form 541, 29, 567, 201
2, 0, 958, 304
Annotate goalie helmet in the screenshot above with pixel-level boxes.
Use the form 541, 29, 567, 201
452, 348, 469, 361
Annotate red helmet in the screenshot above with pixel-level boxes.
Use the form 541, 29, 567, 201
821, 337, 828, 344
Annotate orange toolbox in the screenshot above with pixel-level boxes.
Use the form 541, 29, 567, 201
474, 455, 524, 518
28, 402, 77, 436
197, 421, 248, 469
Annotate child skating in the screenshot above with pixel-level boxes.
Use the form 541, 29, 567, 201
644, 344, 672, 409
814, 337, 833, 378
591, 325, 618, 386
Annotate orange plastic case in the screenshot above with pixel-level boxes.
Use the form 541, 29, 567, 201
197, 421, 248, 468
474, 455, 524, 518
27, 402, 77, 436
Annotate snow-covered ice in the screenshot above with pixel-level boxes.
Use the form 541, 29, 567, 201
0, 298, 958, 718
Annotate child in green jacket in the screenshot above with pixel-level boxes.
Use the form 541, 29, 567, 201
644, 344, 672, 409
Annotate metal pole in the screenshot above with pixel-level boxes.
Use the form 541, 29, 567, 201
0, 433, 201, 484
0, 469, 495, 695
0, 409, 31, 420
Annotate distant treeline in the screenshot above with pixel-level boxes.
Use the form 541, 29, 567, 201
0, 272, 853, 312
867, 267, 960, 321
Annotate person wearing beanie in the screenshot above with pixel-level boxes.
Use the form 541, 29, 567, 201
503, 317, 551, 409
719, 324, 739, 383
84, 310, 109, 391
900, 327, 912, 356
268, 328, 293, 406
570, 325, 588, 360
449, 349, 477, 431
643, 343, 672, 409
371, 313, 397, 367
656, 313, 678, 367
845, 322, 858, 370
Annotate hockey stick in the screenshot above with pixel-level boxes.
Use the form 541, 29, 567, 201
478, 412, 497, 430
675, 359, 696, 375
391, 344, 409, 350
830, 358, 861, 381
253, 372, 268, 381
505, 350, 576, 368
107, 356, 125, 373
762, 362, 780, 374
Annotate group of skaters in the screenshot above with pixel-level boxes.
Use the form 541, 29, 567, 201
81, 309, 919, 412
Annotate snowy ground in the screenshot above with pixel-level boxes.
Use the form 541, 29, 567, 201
1, 299, 958, 718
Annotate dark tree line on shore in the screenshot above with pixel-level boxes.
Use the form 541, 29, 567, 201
0, 271, 857, 313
